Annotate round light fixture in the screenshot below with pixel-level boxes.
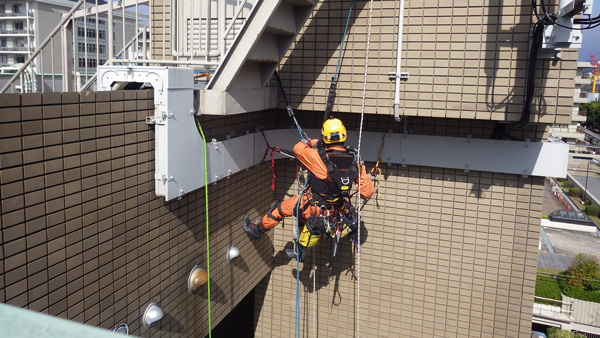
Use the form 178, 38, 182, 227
142, 302, 163, 328
187, 266, 208, 293
226, 244, 240, 263
113, 323, 129, 335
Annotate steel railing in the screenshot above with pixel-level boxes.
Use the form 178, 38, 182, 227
533, 296, 573, 318
0, 0, 257, 94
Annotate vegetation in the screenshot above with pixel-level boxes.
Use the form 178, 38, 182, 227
535, 273, 562, 306
547, 327, 587, 338
568, 187, 581, 197
564, 253, 600, 289
585, 205, 599, 216
548, 254, 600, 303
541, 214, 549, 219
582, 101, 600, 132
562, 181, 572, 188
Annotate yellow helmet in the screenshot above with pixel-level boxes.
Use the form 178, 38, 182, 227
322, 118, 347, 144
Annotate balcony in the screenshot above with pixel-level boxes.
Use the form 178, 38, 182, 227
575, 76, 592, 85
0, 12, 33, 19
0, 46, 30, 52
0, 29, 34, 35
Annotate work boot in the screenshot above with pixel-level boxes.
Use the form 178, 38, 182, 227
286, 245, 306, 262
243, 216, 268, 240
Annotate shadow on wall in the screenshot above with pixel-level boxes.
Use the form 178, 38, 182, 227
273, 221, 368, 298
483, 1, 550, 121
277, 0, 369, 116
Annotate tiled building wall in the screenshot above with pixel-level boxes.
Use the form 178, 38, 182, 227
278, 0, 576, 123
150, 0, 575, 123
254, 113, 544, 337
0, 91, 274, 337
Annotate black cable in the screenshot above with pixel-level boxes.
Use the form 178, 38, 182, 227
517, 21, 545, 129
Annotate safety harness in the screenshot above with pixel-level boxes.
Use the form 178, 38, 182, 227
308, 141, 359, 201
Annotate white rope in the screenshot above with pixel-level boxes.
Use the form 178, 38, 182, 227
312, 246, 317, 338
356, 0, 375, 337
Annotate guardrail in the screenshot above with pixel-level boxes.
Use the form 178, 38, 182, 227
0, 0, 256, 93
533, 296, 573, 318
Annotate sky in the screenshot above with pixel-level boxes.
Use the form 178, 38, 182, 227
579, 0, 600, 61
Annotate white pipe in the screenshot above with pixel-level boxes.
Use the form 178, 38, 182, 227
393, 0, 405, 122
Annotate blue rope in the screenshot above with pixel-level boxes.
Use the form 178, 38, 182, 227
332, 0, 354, 82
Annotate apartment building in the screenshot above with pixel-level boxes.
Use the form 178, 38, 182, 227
549, 62, 595, 144
0, 0, 139, 92
0, 0, 588, 337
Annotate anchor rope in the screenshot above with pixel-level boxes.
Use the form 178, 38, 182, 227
194, 118, 212, 337
356, 0, 375, 336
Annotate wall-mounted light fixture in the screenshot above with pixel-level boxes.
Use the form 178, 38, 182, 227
113, 323, 129, 335
226, 244, 240, 263
187, 265, 208, 293
142, 302, 163, 328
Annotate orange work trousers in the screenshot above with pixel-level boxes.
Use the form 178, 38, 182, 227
261, 194, 323, 230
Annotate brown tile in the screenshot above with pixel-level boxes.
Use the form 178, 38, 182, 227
1, 181, 24, 199
43, 105, 62, 119
3, 223, 25, 242
0, 122, 22, 138
1, 152, 23, 168
80, 92, 96, 103
63, 130, 80, 143
111, 91, 124, 101
44, 145, 63, 160
1, 167, 23, 183
43, 92, 62, 105
62, 92, 79, 104
21, 106, 42, 120
44, 132, 63, 146
21, 93, 42, 106
96, 91, 111, 102
0, 93, 21, 107
62, 104, 79, 117
23, 162, 43, 178
22, 135, 43, 150
43, 119, 62, 132
23, 148, 43, 164
22, 121, 43, 135
2, 137, 21, 153
0, 107, 20, 122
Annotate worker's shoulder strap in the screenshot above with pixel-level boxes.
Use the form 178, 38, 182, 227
315, 141, 357, 172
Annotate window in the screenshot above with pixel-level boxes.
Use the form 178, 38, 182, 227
13, 4, 24, 14
16, 38, 25, 47
0, 38, 6, 47
0, 5, 5, 14
98, 44, 104, 54
78, 27, 84, 37
98, 30, 105, 39
0, 55, 7, 64
0, 22, 5, 30
14, 21, 24, 30
78, 42, 85, 53
16, 55, 25, 63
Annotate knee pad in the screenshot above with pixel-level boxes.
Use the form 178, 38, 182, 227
267, 200, 283, 222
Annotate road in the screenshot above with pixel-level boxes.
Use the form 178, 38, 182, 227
567, 156, 600, 202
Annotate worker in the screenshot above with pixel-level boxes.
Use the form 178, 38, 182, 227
243, 117, 374, 261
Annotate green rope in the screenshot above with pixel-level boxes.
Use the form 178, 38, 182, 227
195, 117, 212, 337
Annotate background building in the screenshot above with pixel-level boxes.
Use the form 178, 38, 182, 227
0, 0, 140, 92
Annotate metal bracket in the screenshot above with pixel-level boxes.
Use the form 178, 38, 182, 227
388, 72, 409, 80
146, 116, 156, 125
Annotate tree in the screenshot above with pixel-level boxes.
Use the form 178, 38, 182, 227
583, 101, 600, 131
547, 327, 587, 338
564, 253, 600, 290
